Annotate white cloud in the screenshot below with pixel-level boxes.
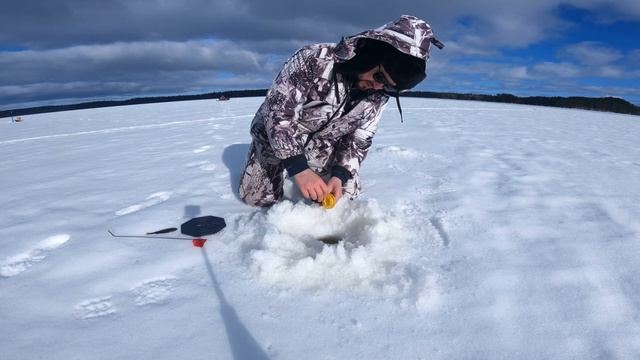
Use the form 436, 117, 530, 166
560, 41, 623, 65
567, 0, 640, 22
439, 41, 500, 57
2, 0, 640, 107
628, 49, 640, 65
431, 61, 531, 82
494, 66, 530, 80
0, 40, 269, 85
0, 40, 281, 108
531, 62, 582, 78
591, 65, 625, 78
426, 0, 640, 55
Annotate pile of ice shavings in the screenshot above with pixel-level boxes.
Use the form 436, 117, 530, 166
245, 199, 433, 299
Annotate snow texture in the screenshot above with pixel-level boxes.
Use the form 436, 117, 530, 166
2, 98, 640, 359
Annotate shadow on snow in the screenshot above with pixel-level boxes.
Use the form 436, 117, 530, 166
222, 143, 250, 202
200, 248, 269, 360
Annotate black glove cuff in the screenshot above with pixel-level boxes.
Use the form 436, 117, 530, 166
283, 154, 309, 177
331, 165, 352, 185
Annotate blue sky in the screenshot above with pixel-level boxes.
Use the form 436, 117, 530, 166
1, 1, 638, 110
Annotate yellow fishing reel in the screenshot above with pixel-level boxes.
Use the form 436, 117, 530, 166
322, 193, 336, 209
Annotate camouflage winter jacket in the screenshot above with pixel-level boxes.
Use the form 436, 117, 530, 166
249, 15, 439, 181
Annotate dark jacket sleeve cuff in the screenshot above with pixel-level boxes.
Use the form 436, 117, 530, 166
283, 154, 309, 177
331, 165, 352, 185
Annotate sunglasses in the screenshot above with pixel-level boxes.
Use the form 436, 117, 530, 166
372, 66, 399, 94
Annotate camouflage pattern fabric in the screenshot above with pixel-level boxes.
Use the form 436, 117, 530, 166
239, 15, 439, 207
239, 142, 285, 207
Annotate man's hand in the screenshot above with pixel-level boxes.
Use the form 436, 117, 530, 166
293, 169, 329, 202
326, 177, 343, 203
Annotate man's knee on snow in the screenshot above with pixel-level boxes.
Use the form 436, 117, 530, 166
238, 149, 284, 207
240, 191, 277, 207
239, 179, 281, 207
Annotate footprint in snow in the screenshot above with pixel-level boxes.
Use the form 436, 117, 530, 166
131, 277, 177, 306
199, 163, 217, 171
115, 191, 172, 216
423, 152, 453, 164
429, 215, 451, 247
185, 160, 209, 168
185, 160, 217, 171
193, 145, 211, 153
74, 297, 116, 320
375, 145, 419, 159
0, 234, 71, 278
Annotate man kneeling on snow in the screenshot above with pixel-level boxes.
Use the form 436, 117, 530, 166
239, 15, 443, 207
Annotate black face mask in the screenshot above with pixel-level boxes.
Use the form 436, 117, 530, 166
336, 73, 406, 122
338, 71, 375, 99
349, 86, 376, 98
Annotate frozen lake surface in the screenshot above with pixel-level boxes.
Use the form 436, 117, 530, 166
2, 97, 640, 359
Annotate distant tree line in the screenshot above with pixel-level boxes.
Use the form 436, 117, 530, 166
0, 90, 267, 118
2, 89, 639, 119
404, 91, 640, 116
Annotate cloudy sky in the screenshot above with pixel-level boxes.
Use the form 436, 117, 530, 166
1, 0, 639, 110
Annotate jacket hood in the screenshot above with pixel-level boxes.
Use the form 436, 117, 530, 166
334, 15, 443, 63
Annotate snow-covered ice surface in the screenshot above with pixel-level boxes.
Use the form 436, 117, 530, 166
2, 98, 640, 359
